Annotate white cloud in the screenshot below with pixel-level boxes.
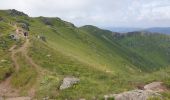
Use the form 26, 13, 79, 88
0, 0, 170, 28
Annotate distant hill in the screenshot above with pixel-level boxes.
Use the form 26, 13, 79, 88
107, 27, 170, 34
144, 27, 170, 34
106, 27, 142, 33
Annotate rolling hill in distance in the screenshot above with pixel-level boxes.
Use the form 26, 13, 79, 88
106, 27, 142, 33
0, 9, 170, 100
144, 27, 170, 34
108, 27, 170, 34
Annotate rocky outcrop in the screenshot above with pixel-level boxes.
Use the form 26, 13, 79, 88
9, 34, 20, 40
60, 77, 80, 90
144, 82, 166, 92
104, 90, 162, 100
8, 9, 28, 17
104, 81, 167, 100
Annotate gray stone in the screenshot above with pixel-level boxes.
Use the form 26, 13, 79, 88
104, 90, 162, 100
144, 82, 165, 92
9, 34, 19, 40
60, 77, 80, 90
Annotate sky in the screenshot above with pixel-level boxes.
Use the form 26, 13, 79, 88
0, 0, 170, 28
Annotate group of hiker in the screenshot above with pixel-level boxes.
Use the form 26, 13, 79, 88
15, 28, 29, 38
11, 24, 47, 42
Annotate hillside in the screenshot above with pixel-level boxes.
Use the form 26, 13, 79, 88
0, 9, 170, 100
117, 32, 170, 68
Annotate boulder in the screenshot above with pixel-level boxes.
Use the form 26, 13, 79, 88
144, 82, 166, 92
104, 90, 162, 100
60, 77, 80, 90
9, 34, 19, 40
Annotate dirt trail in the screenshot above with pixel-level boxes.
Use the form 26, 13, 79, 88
0, 77, 19, 98
0, 39, 44, 99
21, 39, 48, 97
22, 39, 47, 75
0, 45, 20, 98
0, 30, 47, 99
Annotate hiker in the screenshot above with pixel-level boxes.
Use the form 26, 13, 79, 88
24, 32, 28, 38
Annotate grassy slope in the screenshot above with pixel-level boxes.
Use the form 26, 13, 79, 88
117, 32, 170, 69
28, 17, 139, 99
0, 10, 16, 82
0, 10, 170, 99
29, 18, 137, 73
80, 26, 153, 71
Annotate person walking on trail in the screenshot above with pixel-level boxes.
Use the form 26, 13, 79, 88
24, 31, 29, 38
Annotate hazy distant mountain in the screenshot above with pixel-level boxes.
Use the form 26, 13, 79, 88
144, 27, 170, 34
106, 27, 142, 33
107, 27, 170, 34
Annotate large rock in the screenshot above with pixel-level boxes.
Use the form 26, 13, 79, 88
144, 82, 166, 92
9, 34, 19, 40
104, 90, 162, 100
60, 77, 80, 90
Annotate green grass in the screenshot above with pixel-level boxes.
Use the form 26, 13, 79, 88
0, 62, 13, 82
28, 37, 170, 99
0, 32, 16, 82
117, 32, 170, 70
29, 38, 125, 99
0, 9, 170, 99
11, 52, 37, 95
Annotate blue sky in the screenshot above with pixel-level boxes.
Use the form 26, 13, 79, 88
0, 0, 170, 28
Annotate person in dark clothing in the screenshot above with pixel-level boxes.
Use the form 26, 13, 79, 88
24, 32, 28, 37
